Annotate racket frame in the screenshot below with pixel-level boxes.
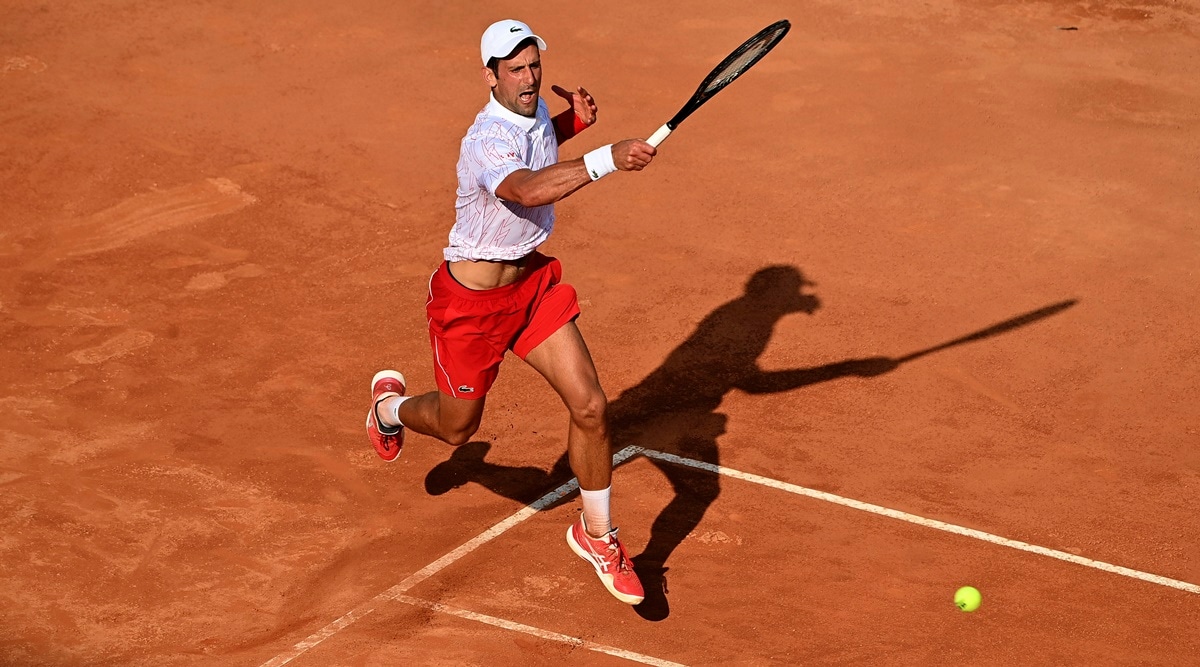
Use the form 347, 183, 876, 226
647, 19, 791, 147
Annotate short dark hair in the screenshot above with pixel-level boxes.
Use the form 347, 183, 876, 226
487, 37, 539, 75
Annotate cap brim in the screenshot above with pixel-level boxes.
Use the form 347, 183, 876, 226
484, 34, 547, 64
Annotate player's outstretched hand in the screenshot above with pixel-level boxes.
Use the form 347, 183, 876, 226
612, 139, 656, 171
551, 85, 597, 126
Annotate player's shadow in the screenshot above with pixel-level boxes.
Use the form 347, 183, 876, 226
423, 265, 1077, 621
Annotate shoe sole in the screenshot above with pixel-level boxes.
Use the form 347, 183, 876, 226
369, 370, 406, 462
566, 525, 644, 605
371, 369, 406, 392
365, 407, 402, 462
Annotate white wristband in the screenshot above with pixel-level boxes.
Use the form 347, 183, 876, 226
583, 145, 617, 181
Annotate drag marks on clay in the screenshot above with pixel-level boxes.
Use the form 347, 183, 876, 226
3, 55, 47, 74
186, 272, 230, 291
222, 262, 266, 280
521, 574, 584, 598
68, 329, 155, 365
5, 303, 131, 328
2, 456, 300, 656
35, 178, 257, 264
99, 463, 297, 578
691, 530, 744, 546
153, 244, 251, 270
486, 574, 588, 612
46, 423, 156, 466
0, 396, 60, 419
185, 264, 266, 292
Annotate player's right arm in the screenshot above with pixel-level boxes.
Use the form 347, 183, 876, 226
495, 140, 656, 208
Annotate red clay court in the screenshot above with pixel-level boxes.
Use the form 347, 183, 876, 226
2, 1, 1198, 665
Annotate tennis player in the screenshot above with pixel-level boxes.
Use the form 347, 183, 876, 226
365, 19, 656, 605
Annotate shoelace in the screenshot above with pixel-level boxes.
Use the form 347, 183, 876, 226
599, 530, 634, 574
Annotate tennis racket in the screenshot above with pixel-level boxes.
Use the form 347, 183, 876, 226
646, 19, 791, 148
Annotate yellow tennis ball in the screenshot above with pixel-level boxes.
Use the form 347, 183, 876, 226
954, 586, 982, 612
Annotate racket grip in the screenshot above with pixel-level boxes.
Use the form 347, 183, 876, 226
646, 124, 672, 148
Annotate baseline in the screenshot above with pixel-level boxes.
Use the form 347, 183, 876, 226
639, 448, 1200, 595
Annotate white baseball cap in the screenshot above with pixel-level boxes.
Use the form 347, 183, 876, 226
480, 19, 547, 65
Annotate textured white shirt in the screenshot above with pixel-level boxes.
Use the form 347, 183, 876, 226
446, 94, 559, 262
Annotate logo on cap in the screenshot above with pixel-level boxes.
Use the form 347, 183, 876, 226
509, 26, 523, 33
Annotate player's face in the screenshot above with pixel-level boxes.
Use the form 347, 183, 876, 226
486, 43, 542, 117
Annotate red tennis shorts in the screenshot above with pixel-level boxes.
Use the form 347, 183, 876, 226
426, 252, 580, 399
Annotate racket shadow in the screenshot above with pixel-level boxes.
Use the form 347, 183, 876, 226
423, 267, 1077, 621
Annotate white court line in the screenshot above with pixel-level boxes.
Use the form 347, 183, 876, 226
260, 446, 644, 667
265, 443, 1197, 667
639, 448, 1200, 595
397, 595, 686, 667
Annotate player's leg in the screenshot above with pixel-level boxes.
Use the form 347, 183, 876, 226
367, 261, 511, 460
522, 321, 610, 495
523, 320, 644, 605
384, 390, 485, 446
367, 376, 485, 461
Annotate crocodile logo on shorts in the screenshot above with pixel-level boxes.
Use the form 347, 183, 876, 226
458, 385, 475, 393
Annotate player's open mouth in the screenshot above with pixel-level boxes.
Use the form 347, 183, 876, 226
519, 91, 535, 104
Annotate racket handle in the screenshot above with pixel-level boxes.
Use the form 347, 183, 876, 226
646, 124, 672, 148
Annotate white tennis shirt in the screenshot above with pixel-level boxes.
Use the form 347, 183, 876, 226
446, 93, 559, 262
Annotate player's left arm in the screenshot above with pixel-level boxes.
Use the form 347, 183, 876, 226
551, 84, 596, 144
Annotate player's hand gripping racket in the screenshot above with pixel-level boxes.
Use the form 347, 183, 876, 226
646, 19, 791, 148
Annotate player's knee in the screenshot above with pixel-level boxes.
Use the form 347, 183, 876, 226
433, 393, 484, 446
443, 430, 475, 447
436, 412, 482, 448
569, 390, 608, 432
443, 420, 480, 447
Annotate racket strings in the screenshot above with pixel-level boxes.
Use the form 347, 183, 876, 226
699, 24, 789, 97
658, 19, 791, 134
703, 48, 767, 93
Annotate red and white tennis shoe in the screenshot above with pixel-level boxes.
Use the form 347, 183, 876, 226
366, 370, 406, 462
566, 515, 644, 605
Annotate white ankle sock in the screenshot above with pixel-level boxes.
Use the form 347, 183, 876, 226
382, 395, 409, 428
579, 486, 612, 536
